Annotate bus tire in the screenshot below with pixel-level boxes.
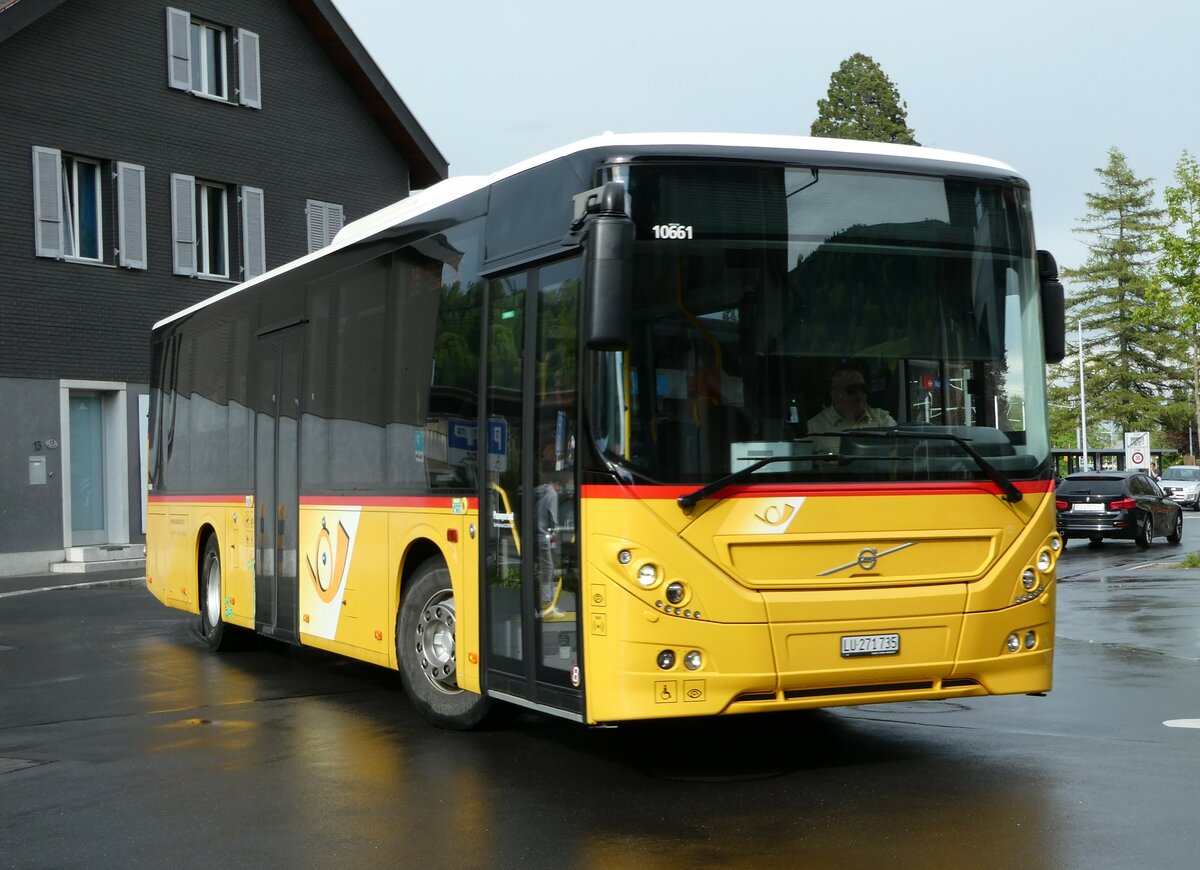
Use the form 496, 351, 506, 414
199, 535, 244, 651
397, 557, 492, 730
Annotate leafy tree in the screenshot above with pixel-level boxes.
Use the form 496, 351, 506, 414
810, 53, 918, 145
1057, 148, 1175, 441
1146, 151, 1200, 453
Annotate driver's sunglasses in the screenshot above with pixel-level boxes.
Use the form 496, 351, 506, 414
841, 383, 868, 396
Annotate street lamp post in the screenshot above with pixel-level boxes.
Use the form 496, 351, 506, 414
1079, 320, 1090, 472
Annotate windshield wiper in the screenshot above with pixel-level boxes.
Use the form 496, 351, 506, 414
676, 429, 1023, 511
835, 428, 1023, 503
595, 447, 659, 486
677, 454, 814, 510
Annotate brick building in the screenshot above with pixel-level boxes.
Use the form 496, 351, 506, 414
0, 0, 445, 574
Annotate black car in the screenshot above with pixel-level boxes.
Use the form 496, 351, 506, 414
1056, 470, 1183, 547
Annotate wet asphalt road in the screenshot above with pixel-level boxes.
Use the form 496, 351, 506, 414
1, 527, 1198, 869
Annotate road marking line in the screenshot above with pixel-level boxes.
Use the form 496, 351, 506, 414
1163, 719, 1200, 729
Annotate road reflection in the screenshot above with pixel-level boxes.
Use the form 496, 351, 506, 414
128, 607, 1075, 868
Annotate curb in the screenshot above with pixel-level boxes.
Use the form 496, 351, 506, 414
0, 575, 146, 599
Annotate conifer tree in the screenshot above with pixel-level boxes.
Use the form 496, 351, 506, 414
810, 53, 918, 145
1058, 148, 1175, 439
1146, 151, 1200, 453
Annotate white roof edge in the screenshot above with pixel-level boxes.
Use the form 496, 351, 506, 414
154, 132, 1019, 331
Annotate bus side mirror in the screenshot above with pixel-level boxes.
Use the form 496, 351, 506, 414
1038, 249, 1066, 364
582, 182, 634, 351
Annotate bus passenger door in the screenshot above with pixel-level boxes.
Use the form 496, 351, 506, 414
254, 326, 302, 643
481, 260, 583, 718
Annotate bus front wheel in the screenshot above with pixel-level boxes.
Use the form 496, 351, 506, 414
397, 557, 492, 730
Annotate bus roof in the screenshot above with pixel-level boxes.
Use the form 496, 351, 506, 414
153, 132, 1022, 331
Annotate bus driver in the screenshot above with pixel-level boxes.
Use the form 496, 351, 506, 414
807, 364, 896, 454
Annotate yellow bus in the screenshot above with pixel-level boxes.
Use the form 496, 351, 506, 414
146, 133, 1067, 728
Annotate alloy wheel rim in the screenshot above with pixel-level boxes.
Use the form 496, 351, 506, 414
205, 556, 221, 629
415, 589, 459, 694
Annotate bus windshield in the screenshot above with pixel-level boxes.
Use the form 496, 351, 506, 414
589, 161, 1050, 486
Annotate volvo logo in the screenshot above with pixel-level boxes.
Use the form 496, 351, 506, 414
819, 541, 916, 576
856, 548, 879, 571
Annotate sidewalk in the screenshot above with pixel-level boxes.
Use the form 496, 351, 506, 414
0, 568, 145, 597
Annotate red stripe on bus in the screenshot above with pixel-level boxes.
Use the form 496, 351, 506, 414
147, 494, 247, 504
580, 480, 1053, 499
298, 495, 479, 509
148, 494, 478, 509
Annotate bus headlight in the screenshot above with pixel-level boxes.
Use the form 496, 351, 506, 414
1022, 568, 1037, 590
665, 581, 686, 605
684, 650, 703, 671
657, 649, 676, 669
637, 563, 661, 589
1037, 549, 1053, 573
1006, 633, 1021, 653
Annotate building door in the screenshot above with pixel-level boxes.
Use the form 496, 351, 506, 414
67, 393, 107, 545
481, 259, 583, 717
254, 326, 303, 642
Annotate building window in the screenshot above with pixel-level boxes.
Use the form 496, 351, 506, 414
306, 200, 345, 252
62, 156, 102, 261
32, 146, 147, 268
189, 19, 227, 99
196, 181, 229, 278
172, 174, 265, 280
167, 8, 260, 108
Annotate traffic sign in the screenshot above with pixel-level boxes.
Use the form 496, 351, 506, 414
1124, 431, 1150, 470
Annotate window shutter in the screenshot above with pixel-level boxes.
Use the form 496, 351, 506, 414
237, 28, 262, 109
31, 146, 64, 259
327, 203, 345, 242
305, 200, 327, 253
166, 8, 192, 91
117, 162, 147, 269
241, 186, 266, 279
306, 200, 345, 252
171, 173, 197, 276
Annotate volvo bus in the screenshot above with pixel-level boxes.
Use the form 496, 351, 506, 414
146, 133, 1067, 728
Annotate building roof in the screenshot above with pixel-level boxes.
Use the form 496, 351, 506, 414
0, 0, 447, 187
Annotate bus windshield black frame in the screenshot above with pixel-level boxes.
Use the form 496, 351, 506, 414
587, 160, 1051, 486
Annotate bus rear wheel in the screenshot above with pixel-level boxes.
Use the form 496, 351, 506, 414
397, 557, 492, 730
199, 535, 244, 651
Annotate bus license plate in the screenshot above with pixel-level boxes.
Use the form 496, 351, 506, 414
841, 633, 900, 657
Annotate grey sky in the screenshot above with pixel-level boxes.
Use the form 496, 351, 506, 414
332, 0, 1200, 278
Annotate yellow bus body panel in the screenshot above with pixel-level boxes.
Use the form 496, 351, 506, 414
146, 497, 254, 629
579, 484, 1056, 724
148, 496, 480, 692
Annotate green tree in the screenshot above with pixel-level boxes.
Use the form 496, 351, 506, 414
1057, 147, 1175, 441
1146, 151, 1200, 453
810, 53, 918, 145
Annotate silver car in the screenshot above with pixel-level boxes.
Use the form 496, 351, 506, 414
1159, 464, 1200, 510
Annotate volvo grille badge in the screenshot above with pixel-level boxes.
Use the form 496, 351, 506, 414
819, 541, 916, 576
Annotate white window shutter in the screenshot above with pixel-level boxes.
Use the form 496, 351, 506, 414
166, 8, 192, 91
171, 173, 197, 276
327, 203, 345, 242
31, 146, 64, 259
306, 200, 344, 252
117, 162, 148, 269
237, 28, 262, 109
305, 200, 326, 253
241, 186, 266, 279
